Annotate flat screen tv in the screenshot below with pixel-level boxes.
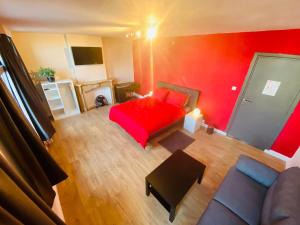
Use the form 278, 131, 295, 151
71, 47, 103, 65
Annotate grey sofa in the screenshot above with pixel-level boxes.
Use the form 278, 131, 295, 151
197, 155, 300, 225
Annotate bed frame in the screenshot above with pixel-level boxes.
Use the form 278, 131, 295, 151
157, 81, 200, 112
149, 81, 200, 140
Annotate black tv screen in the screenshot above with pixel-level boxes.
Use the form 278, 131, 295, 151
71, 47, 103, 65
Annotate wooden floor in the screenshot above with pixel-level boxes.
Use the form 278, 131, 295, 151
49, 106, 284, 225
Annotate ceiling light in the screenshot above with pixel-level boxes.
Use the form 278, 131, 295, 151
135, 30, 142, 38
147, 27, 157, 40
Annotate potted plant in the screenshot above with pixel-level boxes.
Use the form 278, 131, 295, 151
37, 67, 56, 82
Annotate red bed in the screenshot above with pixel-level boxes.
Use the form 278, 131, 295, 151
109, 97, 186, 147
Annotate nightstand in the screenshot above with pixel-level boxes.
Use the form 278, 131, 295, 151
184, 110, 203, 133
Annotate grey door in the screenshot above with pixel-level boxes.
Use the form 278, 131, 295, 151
228, 53, 300, 150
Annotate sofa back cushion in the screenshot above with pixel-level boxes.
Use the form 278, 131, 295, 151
261, 167, 300, 225
214, 168, 268, 225
236, 155, 279, 188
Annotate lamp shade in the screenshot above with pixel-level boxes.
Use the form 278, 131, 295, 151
193, 108, 201, 117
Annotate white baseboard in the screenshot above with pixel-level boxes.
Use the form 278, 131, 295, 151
132, 92, 143, 98
133, 92, 153, 98
264, 149, 290, 162
214, 129, 227, 136
202, 122, 227, 136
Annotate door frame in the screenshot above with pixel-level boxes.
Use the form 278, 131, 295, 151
226, 52, 300, 146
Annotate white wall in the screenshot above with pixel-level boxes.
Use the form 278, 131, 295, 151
102, 37, 134, 82
12, 32, 107, 82
11, 32, 134, 83
13, 32, 72, 80
66, 34, 107, 82
286, 147, 300, 168
0, 25, 11, 36
0, 26, 4, 34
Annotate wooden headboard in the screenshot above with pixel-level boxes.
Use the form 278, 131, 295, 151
157, 81, 200, 110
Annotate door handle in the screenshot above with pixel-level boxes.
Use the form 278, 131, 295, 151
242, 98, 253, 103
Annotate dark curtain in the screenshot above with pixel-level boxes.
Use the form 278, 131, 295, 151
35, 82, 54, 120
0, 76, 67, 224
0, 157, 66, 225
0, 77, 67, 198
0, 34, 55, 141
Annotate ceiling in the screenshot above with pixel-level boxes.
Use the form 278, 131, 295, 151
1, 0, 300, 37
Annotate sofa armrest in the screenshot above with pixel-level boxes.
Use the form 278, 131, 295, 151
236, 155, 279, 188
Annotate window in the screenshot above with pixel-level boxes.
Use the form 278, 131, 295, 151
0, 57, 36, 130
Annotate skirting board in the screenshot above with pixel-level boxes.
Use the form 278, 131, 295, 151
202, 122, 227, 136
132, 92, 143, 98
55, 110, 80, 120
133, 92, 153, 98
264, 149, 290, 162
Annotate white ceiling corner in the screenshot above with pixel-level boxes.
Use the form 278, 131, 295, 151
1, 0, 300, 37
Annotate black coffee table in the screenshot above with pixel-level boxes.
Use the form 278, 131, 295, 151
145, 150, 206, 222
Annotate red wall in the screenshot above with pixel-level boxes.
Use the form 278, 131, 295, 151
271, 103, 300, 157
133, 29, 300, 157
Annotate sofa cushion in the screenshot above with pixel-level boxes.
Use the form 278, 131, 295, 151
261, 180, 277, 225
236, 155, 279, 188
272, 218, 299, 225
262, 167, 300, 225
214, 168, 268, 225
197, 200, 248, 225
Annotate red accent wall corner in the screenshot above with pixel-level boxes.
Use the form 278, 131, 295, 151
133, 29, 300, 157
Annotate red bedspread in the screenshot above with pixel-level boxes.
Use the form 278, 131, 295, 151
109, 97, 185, 147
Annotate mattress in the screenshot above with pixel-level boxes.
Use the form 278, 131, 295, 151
109, 97, 185, 148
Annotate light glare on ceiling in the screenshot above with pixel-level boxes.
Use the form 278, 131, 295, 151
125, 15, 158, 39
147, 27, 157, 39
135, 30, 141, 38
